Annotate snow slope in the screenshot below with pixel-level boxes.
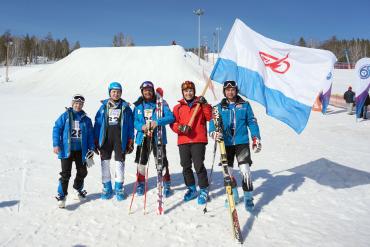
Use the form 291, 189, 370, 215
0, 46, 369, 247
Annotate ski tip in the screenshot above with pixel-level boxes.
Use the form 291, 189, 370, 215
156, 87, 163, 97
203, 208, 208, 214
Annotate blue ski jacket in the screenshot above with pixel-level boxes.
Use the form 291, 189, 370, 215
133, 96, 174, 145
209, 96, 261, 146
94, 99, 134, 151
52, 108, 95, 162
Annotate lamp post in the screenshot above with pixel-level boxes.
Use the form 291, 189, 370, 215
5, 41, 13, 82
193, 9, 204, 65
216, 27, 221, 58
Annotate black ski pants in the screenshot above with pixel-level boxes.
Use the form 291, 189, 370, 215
178, 143, 209, 189
100, 126, 125, 162
225, 144, 253, 191
59, 151, 87, 195
135, 136, 170, 180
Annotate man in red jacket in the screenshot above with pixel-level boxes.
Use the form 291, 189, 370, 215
171, 81, 212, 205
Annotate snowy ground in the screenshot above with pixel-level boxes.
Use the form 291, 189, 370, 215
1, 47, 370, 247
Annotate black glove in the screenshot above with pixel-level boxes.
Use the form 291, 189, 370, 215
178, 124, 191, 134
198, 96, 207, 104
125, 139, 134, 154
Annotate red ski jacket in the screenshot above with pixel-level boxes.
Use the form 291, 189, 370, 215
171, 97, 212, 145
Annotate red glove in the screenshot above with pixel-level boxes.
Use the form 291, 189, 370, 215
252, 137, 262, 153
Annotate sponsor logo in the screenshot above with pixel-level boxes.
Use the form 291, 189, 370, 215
359, 65, 370, 79
259, 51, 291, 74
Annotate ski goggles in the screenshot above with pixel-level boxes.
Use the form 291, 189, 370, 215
72, 94, 85, 103
181, 81, 195, 91
140, 81, 154, 90
223, 80, 237, 88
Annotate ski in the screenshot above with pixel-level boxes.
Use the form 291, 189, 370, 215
212, 106, 243, 244
155, 87, 164, 215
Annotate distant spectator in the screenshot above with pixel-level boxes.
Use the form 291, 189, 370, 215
362, 93, 370, 120
172, 40, 177, 45
343, 86, 355, 114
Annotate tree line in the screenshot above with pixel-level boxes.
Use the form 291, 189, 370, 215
294, 36, 370, 64
1, 30, 369, 66
0, 31, 81, 65
0, 31, 135, 66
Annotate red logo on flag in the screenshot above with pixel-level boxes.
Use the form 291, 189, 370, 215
259, 51, 290, 74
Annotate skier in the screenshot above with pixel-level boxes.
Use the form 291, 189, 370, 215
133, 81, 175, 197
170, 81, 212, 205
52, 94, 95, 208
94, 82, 134, 201
209, 80, 261, 212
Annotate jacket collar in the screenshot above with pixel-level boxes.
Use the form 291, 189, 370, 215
221, 95, 246, 108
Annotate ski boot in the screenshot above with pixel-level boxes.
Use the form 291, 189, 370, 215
163, 181, 173, 198
244, 191, 254, 212
197, 188, 209, 205
115, 182, 126, 201
183, 185, 197, 202
56, 195, 67, 208
136, 182, 145, 196
101, 181, 113, 200
224, 187, 240, 208
74, 189, 87, 201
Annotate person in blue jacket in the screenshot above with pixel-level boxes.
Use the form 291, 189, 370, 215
209, 80, 262, 212
94, 82, 135, 201
133, 81, 175, 197
52, 94, 95, 208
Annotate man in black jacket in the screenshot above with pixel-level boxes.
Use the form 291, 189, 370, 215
344, 86, 355, 114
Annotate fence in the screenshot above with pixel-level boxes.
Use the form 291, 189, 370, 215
334, 62, 355, 69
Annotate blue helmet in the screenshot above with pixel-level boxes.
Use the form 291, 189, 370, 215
108, 82, 122, 95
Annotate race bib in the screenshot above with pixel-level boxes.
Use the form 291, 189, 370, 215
109, 109, 121, 125
71, 120, 82, 139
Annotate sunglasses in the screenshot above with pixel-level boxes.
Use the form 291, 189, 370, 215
73, 94, 85, 103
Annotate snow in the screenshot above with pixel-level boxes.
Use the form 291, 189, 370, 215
1, 46, 369, 247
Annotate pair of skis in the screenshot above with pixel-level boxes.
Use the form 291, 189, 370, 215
210, 106, 243, 244
128, 87, 165, 215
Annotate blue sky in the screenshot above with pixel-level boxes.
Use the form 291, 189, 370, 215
1, 0, 369, 49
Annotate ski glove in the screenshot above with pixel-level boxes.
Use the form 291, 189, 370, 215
85, 150, 95, 168
125, 139, 134, 154
210, 131, 223, 141
198, 96, 208, 104
178, 124, 191, 134
252, 137, 262, 153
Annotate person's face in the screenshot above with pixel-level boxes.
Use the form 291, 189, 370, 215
225, 87, 237, 100
142, 88, 154, 100
110, 89, 122, 101
183, 89, 195, 101
72, 101, 84, 112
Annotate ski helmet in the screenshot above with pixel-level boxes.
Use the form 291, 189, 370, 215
181, 80, 196, 94
72, 94, 85, 104
140, 81, 154, 93
108, 82, 122, 95
223, 80, 238, 96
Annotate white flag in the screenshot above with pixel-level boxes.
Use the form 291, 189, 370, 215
211, 19, 337, 133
